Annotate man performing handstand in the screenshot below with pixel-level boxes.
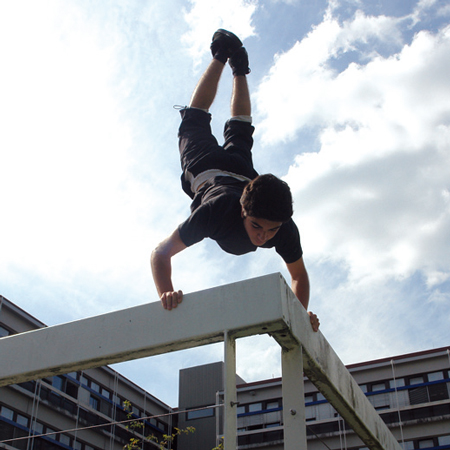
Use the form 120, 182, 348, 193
151, 29, 319, 331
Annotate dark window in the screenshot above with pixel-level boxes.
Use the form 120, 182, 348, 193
89, 396, 99, 410
428, 383, 449, 402
186, 407, 215, 420
65, 381, 78, 399
409, 387, 429, 405
100, 400, 112, 417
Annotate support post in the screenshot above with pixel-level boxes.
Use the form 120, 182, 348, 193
224, 331, 237, 450
282, 345, 307, 450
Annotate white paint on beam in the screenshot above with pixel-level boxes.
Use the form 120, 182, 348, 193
282, 345, 307, 449
0, 273, 288, 387
224, 331, 237, 450
0, 273, 403, 450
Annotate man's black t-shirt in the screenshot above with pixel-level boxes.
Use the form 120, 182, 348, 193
178, 177, 303, 264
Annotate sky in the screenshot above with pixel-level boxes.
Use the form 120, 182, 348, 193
1, 0, 449, 408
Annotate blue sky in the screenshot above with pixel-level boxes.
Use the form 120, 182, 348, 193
1, 0, 449, 407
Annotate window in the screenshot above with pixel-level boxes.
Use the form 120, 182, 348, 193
409, 376, 424, 385
236, 405, 246, 415
52, 376, 64, 391
248, 402, 262, 412
438, 435, 450, 446
46, 427, 57, 440
428, 383, 449, 402
305, 406, 316, 421
89, 396, 99, 410
101, 387, 111, 399
428, 371, 444, 382
0, 406, 14, 420
359, 384, 368, 393
16, 414, 28, 427
186, 407, 215, 420
266, 401, 279, 410
91, 382, 100, 393
66, 381, 78, 399
371, 383, 386, 392
418, 439, 434, 449
32, 421, 44, 434
402, 441, 414, 450
390, 378, 405, 389
409, 387, 429, 405
60, 434, 71, 446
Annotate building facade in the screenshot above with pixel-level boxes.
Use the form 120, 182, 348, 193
2, 294, 450, 450
179, 347, 450, 450
0, 296, 174, 450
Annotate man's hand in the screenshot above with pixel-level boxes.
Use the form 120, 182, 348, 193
161, 290, 183, 310
151, 229, 187, 309
287, 257, 319, 331
308, 311, 320, 332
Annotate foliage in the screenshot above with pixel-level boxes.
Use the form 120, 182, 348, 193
211, 437, 224, 450
123, 400, 196, 450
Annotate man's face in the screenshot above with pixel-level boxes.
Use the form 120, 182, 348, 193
242, 209, 282, 246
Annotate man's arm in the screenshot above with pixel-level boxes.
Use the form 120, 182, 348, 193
151, 228, 187, 310
286, 257, 320, 332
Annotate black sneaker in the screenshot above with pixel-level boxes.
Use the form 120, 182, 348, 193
210, 29, 243, 64
229, 46, 251, 76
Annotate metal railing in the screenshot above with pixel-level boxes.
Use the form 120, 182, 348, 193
0, 273, 403, 450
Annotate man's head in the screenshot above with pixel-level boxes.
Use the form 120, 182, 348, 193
240, 174, 293, 247
240, 174, 293, 222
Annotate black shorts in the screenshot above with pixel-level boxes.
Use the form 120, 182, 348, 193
178, 108, 259, 199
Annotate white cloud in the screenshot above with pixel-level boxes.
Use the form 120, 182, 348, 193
181, 0, 257, 68
255, 11, 405, 145
1, 0, 449, 407
0, 1, 177, 307
236, 335, 281, 381
254, 13, 450, 291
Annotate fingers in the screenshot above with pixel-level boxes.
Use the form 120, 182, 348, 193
308, 311, 320, 332
161, 290, 183, 311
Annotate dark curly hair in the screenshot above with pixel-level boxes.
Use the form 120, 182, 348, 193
240, 174, 293, 223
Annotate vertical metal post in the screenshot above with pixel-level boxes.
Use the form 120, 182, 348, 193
224, 330, 237, 450
282, 345, 306, 450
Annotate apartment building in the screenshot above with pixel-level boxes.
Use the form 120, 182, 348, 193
2, 294, 449, 450
0, 296, 174, 450
178, 347, 450, 450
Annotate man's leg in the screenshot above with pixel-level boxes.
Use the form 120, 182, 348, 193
189, 59, 225, 111
229, 47, 252, 117
231, 75, 251, 117
190, 29, 244, 111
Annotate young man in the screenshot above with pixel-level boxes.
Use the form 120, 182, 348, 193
151, 29, 319, 331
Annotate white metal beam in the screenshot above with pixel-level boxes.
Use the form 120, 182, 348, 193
223, 331, 237, 450
281, 345, 307, 449
0, 273, 402, 450
0, 273, 288, 387
271, 287, 403, 450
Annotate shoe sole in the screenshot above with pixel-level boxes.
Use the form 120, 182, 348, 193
212, 29, 243, 52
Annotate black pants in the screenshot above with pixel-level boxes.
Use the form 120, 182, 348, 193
178, 108, 258, 199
